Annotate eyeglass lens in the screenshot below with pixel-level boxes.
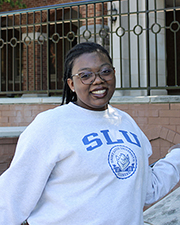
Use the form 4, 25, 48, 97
79, 68, 114, 84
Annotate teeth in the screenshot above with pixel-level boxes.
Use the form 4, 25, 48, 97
92, 89, 106, 94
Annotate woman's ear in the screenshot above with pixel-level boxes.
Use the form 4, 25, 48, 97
113, 67, 116, 75
67, 78, 75, 92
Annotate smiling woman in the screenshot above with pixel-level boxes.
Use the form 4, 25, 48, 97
67, 51, 116, 111
0, 42, 180, 225
61, 42, 114, 107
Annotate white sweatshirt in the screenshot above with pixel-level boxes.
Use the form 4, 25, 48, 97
0, 102, 180, 225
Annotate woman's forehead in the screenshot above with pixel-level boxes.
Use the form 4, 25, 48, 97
73, 52, 111, 70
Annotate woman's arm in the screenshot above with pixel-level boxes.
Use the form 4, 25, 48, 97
145, 145, 180, 205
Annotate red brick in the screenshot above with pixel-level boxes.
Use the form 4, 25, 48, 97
166, 130, 176, 143
2, 111, 16, 117
113, 104, 129, 110
10, 105, 23, 111
170, 117, 180, 125
160, 127, 169, 140
0, 105, 10, 111
150, 143, 161, 159
125, 110, 138, 117
160, 146, 170, 157
149, 117, 170, 125
159, 110, 180, 117
0, 138, 18, 144
0, 155, 13, 164
149, 104, 169, 110
138, 109, 158, 117
128, 104, 148, 110
145, 126, 162, 141
134, 117, 148, 125
0, 163, 9, 175
177, 126, 180, 133
170, 103, 180, 110
23, 110, 32, 117
173, 133, 180, 144
0, 117, 8, 124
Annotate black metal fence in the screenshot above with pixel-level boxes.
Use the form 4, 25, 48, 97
0, 0, 180, 96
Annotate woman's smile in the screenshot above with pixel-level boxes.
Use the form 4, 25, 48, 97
91, 87, 107, 97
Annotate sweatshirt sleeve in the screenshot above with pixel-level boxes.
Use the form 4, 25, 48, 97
145, 147, 180, 205
0, 113, 59, 225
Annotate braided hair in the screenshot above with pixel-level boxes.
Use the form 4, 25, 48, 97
61, 42, 112, 105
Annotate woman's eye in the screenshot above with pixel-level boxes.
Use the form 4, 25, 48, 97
101, 69, 112, 75
80, 72, 92, 79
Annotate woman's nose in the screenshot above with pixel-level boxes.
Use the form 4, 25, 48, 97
92, 73, 104, 84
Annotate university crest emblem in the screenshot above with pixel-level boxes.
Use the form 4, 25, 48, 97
108, 145, 137, 179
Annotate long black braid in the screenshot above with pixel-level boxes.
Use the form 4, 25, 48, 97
61, 42, 112, 105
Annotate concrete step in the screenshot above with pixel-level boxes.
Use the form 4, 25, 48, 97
143, 187, 180, 225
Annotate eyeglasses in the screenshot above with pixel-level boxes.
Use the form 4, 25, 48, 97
71, 67, 115, 85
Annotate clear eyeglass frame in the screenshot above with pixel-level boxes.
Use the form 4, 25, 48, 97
71, 67, 115, 85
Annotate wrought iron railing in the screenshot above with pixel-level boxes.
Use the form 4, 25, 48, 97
0, 0, 180, 96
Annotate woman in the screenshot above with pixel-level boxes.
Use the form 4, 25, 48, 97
0, 42, 180, 225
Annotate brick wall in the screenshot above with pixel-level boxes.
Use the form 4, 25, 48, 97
113, 103, 180, 164
0, 137, 18, 175
1, 0, 84, 12
0, 101, 180, 190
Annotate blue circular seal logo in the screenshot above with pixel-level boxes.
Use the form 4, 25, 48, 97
108, 145, 137, 179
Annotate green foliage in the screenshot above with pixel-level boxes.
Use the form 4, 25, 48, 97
0, 0, 26, 8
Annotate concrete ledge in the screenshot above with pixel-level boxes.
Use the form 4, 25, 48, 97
0, 95, 180, 104
143, 187, 180, 225
110, 95, 180, 104
0, 97, 62, 104
0, 126, 26, 138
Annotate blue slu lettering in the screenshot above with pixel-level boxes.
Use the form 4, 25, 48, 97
119, 130, 141, 147
101, 130, 123, 145
82, 133, 103, 151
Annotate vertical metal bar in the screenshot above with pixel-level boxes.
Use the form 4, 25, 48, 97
127, 0, 131, 87
47, 9, 50, 95
93, 3, 96, 43
173, 4, 178, 85
19, 13, 22, 91
62, 7, 65, 89
12, 14, 15, 91
154, 0, 159, 87
85, 4, 88, 42
101, 2, 104, 47
77, 5, 81, 43
110, 2, 114, 64
40, 10, 43, 91
26, 12, 29, 91
55, 8, 58, 90
6, 15, 8, 92
164, 0, 167, 86
136, 0, 141, 87
0, 16, 2, 92
118, 0, 123, 88
33, 11, 35, 91
146, 0, 151, 95
69, 6, 72, 49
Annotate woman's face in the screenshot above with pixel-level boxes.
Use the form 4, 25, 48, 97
67, 51, 116, 111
